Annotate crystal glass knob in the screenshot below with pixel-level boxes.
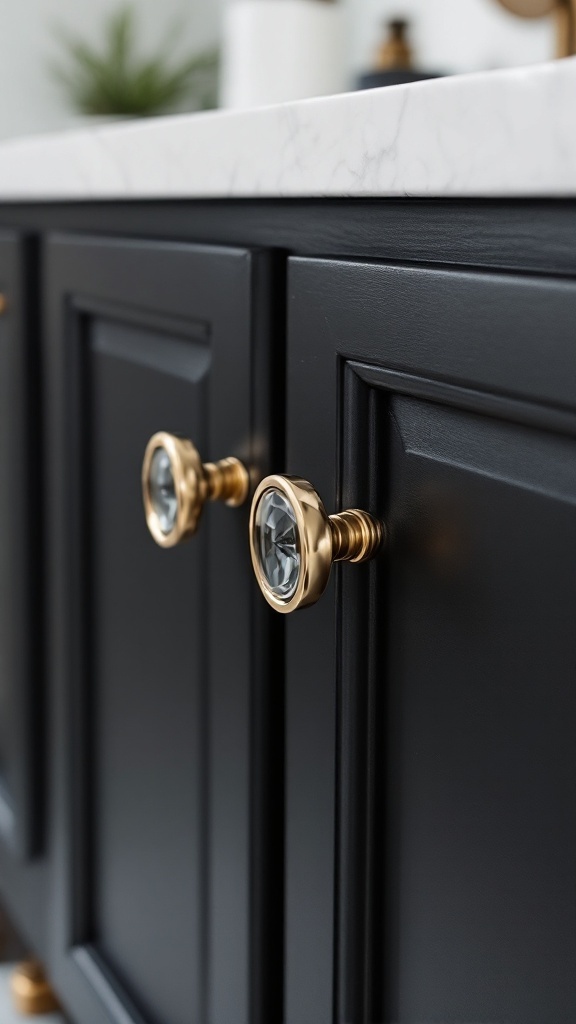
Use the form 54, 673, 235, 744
142, 431, 249, 548
249, 475, 385, 613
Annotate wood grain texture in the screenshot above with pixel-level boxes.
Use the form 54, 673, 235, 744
0, 199, 575, 276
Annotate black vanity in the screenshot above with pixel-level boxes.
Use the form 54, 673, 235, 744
0, 59, 575, 1024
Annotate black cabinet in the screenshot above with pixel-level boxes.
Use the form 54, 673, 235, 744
284, 257, 576, 1024
43, 236, 280, 1024
0, 201, 574, 1024
0, 231, 46, 949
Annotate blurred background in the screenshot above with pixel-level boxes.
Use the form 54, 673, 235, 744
0, 0, 558, 141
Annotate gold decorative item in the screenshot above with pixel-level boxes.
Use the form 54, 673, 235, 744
495, 0, 576, 57
142, 432, 249, 548
249, 474, 385, 613
0, 293, 8, 315
375, 18, 413, 71
10, 960, 60, 1016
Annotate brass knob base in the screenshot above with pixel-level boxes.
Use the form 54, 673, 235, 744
329, 509, 385, 563
10, 960, 60, 1016
204, 457, 250, 507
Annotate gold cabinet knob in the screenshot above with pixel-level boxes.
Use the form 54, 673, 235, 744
10, 960, 60, 1016
249, 475, 385, 613
142, 431, 249, 548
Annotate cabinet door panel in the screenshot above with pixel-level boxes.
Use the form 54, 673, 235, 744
284, 257, 576, 1024
381, 395, 576, 1024
0, 231, 46, 950
45, 236, 279, 1024
90, 320, 206, 1023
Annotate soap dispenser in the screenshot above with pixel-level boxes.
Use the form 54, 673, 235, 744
357, 17, 444, 90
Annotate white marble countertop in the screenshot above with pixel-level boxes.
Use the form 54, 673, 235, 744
0, 58, 574, 202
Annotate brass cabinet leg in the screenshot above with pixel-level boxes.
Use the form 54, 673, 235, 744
10, 961, 60, 1016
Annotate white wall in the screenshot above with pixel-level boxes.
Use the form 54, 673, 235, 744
0, 0, 557, 140
0, 0, 220, 140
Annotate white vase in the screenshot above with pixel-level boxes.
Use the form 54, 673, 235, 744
220, 0, 346, 109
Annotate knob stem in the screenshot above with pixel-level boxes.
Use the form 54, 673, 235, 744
204, 457, 250, 507
329, 509, 385, 564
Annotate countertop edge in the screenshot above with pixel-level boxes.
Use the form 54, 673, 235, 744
0, 58, 574, 202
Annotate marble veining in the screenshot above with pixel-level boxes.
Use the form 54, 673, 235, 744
0, 58, 573, 201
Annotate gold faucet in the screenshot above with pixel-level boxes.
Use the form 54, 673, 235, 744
556, 0, 576, 54
495, 0, 576, 58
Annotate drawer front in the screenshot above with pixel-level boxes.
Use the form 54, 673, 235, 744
284, 257, 576, 1024
45, 236, 279, 1024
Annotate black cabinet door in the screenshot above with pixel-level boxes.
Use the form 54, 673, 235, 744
284, 257, 576, 1024
0, 231, 46, 948
44, 236, 280, 1024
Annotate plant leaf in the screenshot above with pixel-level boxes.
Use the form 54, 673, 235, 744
49, 4, 220, 116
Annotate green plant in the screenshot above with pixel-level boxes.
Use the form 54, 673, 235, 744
50, 5, 219, 116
